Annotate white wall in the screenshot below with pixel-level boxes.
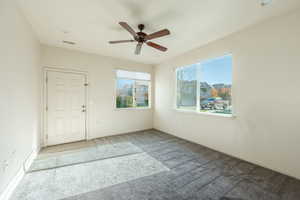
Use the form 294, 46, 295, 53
154, 9, 300, 179
41, 45, 153, 145
0, 0, 41, 195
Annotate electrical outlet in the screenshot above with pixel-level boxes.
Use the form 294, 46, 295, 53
11, 150, 16, 158
1, 150, 16, 172
2, 160, 9, 172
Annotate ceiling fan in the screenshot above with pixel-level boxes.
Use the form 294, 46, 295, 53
109, 22, 170, 55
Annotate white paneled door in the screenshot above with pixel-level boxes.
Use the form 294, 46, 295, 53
46, 71, 87, 146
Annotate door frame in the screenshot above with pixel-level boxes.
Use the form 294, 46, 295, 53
42, 67, 89, 147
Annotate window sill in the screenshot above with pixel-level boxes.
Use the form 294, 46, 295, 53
174, 108, 236, 118
115, 107, 152, 111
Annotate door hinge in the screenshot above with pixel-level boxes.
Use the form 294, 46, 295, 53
46, 76, 48, 83
46, 134, 48, 140
84, 83, 88, 86
46, 106, 48, 111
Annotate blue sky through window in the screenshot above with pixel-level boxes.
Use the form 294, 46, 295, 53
117, 79, 134, 88
178, 55, 232, 84
200, 55, 232, 85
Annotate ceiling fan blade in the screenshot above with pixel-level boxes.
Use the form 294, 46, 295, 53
135, 42, 143, 55
145, 29, 170, 40
146, 42, 167, 52
109, 40, 135, 44
119, 22, 138, 39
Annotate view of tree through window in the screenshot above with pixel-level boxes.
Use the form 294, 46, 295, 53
176, 55, 232, 115
116, 79, 134, 108
116, 70, 150, 108
200, 55, 232, 114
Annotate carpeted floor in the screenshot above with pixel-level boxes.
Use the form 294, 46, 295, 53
11, 130, 300, 200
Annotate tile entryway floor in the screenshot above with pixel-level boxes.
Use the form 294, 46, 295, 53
11, 130, 300, 200
29, 137, 143, 172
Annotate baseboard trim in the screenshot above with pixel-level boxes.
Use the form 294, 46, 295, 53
0, 167, 24, 200
0, 148, 39, 200
23, 149, 39, 172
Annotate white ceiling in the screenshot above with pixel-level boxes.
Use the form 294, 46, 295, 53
18, 0, 300, 64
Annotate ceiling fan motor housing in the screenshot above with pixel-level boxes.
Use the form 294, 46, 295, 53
137, 32, 147, 43
136, 24, 147, 43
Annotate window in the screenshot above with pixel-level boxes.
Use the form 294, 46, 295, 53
116, 70, 151, 109
176, 55, 232, 115
176, 64, 197, 110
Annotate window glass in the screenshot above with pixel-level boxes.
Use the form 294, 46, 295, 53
200, 55, 232, 114
116, 70, 151, 80
135, 81, 149, 107
116, 70, 151, 109
176, 55, 232, 115
176, 65, 197, 110
116, 79, 134, 108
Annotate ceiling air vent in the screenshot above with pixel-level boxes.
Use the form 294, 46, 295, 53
62, 40, 76, 45
260, 0, 272, 6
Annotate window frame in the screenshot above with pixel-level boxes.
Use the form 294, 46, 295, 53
115, 69, 151, 110
174, 54, 234, 117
